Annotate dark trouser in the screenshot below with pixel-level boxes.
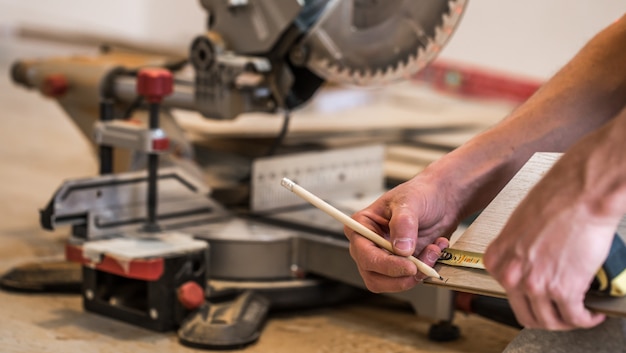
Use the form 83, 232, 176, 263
503, 317, 626, 353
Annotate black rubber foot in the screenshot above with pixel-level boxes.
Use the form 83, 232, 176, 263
428, 321, 460, 342
0, 260, 81, 293
178, 290, 270, 350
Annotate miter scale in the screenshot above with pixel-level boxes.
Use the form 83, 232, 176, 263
250, 144, 385, 231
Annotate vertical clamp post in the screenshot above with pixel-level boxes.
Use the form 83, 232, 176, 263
136, 68, 174, 232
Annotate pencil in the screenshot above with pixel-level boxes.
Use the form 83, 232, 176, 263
280, 177, 443, 280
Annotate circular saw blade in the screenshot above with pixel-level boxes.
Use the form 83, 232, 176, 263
299, 0, 467, 86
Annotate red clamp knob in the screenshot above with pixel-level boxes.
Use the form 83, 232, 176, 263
177, 281, 205, 310
42, 74, 69, 98
136, 68, 173, 103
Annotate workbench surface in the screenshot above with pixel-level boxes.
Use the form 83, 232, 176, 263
0, 37, 519, 353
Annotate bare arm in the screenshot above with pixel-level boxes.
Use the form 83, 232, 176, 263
429, 13, 626, 221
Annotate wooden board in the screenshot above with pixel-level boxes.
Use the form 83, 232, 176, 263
424, 152, 626, 317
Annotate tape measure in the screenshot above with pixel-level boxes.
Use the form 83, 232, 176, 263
592, 234, 626, 297
438, 248, 485, 269
438, 233, 626, 298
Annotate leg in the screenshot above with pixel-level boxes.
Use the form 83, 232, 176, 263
503, 317, 626, 353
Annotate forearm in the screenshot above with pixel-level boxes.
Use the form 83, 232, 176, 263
571, 106, 626, 220
421, 14, 626, 219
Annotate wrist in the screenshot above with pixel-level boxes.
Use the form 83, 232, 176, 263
416, 154, 490, 224
417, 132, 518, 220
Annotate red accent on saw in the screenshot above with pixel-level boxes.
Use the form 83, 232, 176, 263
65, 243, 164, 281
152, 137, 170, 151
136, 68, 174, 103
413, 60, 543, 103
177, 281, 205, 310
41, 73, 69, 98
455, 291, 475, 313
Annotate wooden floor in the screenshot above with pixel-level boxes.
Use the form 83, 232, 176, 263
0, 37, 520, 352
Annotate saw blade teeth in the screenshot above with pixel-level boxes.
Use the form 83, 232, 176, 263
363, 69, 375, 84
354, 69, 367, 86
433, 27, 445, 51
350, 70, 363, 86
393, 61, 405, 81
368, 68, 384, 85
361, 70, 376, 86
338, 67, 354, 85
326, 63, 341, 78
402, 55, 417, 78
416, 46, 426, 65
308, 0, 467, 86
411, 48, 428, 77
446, 0, 466, 27
393, 60, 408, 82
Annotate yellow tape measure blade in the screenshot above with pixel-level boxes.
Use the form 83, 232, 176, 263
438, 248, 486, 270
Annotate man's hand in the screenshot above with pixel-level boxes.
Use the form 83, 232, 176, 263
484, 114, 626, 330
344, 175, 459, 293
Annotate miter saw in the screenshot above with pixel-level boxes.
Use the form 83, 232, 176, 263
5, 0, 474, 349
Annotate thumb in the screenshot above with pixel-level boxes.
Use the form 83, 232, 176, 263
389, 207, 419, 257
